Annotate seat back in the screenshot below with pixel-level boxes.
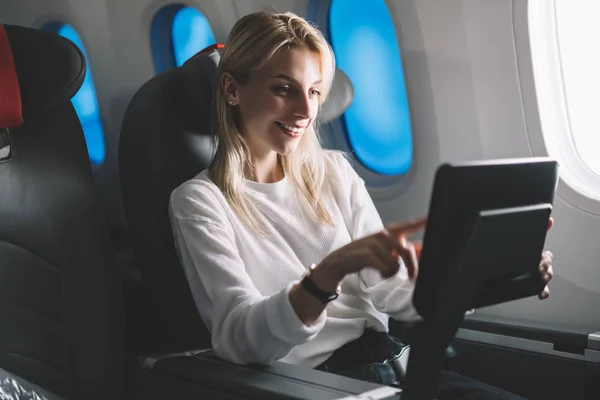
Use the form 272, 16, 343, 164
0, 24, 124, 399
119, 49, 219, 354
119, 46, 354, 354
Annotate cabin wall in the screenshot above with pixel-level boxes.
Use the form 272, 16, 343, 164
1, 0, 598, 332
383, 0, 600, 331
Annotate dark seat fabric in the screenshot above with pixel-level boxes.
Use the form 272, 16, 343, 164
119, 48, 354, 355
119, 51, 218, 355
0, 25, 124, 399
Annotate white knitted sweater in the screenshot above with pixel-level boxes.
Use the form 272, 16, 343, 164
169, 150, 419, 368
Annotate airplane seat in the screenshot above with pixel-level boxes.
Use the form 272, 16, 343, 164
118, 47, 220, 356
0, 24, 124, 400
118, 44, 354, 355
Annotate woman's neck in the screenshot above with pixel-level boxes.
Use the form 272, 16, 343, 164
249, 152, 284, 183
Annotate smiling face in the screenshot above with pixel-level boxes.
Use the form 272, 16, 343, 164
226, 47, 323, 159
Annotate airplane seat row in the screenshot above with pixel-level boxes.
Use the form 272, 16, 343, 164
0, 24, 124, 400
0, 22, 403, 400
0, 21, 561, 400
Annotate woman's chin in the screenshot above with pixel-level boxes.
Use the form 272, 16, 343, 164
276, 143, 301, 157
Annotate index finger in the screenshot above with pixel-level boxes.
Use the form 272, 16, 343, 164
386, 216, 428, 237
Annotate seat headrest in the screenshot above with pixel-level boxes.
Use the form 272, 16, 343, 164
179, 45, 354, 128
181, 46, 221, 130
1, 24, 85, 124
0, 25, 21, 129
319, 68, 353, 123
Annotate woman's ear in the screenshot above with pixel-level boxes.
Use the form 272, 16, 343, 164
220, 72, 238, 105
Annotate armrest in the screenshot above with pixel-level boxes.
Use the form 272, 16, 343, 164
0, 367, 66, 400
458, 314, 600, 362
130, 349, 402, 400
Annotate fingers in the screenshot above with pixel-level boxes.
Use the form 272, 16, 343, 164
398, 239, 419, 281
378, 230, 406, 254
539, 250, 553, 283
547, 217, 554, 232
359, 216, 427, 281
542, 249, 554, 260
386, 216, 427, 238
539, 286, 550, 300
413, 240, 423, 260
367, 241, 400, 278
378, 231, 419, 280
539, 263, 553, 283
538, 250, 553, 300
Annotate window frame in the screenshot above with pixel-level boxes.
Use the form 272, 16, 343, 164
151, 4, 215, 73
516, 0, 600, 215
308, 0, 416, 200
328, 0, 413, 177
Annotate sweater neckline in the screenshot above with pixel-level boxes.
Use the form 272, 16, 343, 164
243, 175, 289, 195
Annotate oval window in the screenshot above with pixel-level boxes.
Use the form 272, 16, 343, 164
329, 0, 412, 175
172, 7, 216, 66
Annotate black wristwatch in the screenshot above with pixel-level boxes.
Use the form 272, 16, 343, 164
300, 264, 341, 304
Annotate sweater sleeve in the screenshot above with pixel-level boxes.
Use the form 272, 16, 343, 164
335, 154, 422, 322
169, 183, 326, 366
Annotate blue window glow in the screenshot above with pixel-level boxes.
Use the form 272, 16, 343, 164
55, 24, 105, 167
172, 7, 215, 66
329, 0, 412, 175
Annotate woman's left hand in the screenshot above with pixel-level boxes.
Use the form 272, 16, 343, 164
538, 217, 555, 300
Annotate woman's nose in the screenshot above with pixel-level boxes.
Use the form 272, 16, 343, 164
292, 93, 313, 118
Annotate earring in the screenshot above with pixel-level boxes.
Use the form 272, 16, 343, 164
228, 100, 235, 106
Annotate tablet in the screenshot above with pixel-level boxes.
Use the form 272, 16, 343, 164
413, 157, 559, 319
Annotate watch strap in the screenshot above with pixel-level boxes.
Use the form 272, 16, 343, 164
300, 264, 340, 304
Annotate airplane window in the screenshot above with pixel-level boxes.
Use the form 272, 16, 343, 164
45, 23, 105, 167
328, 0, 412, 175
529, 0, 600, 200
171, 7, 215, 66
554, 0, 600, 175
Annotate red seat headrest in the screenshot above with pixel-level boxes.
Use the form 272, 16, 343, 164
0, 24, 85, 126
0, 24, 22, 129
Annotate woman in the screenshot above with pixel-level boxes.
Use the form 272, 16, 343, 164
169, 10, 554, 399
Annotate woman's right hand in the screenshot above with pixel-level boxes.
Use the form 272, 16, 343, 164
311, 217, 428, 291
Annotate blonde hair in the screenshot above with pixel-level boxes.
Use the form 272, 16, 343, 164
208, 10, 336, 233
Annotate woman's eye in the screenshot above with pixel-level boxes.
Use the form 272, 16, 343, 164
274, 85, 293, 95
310, 89, 321, 97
